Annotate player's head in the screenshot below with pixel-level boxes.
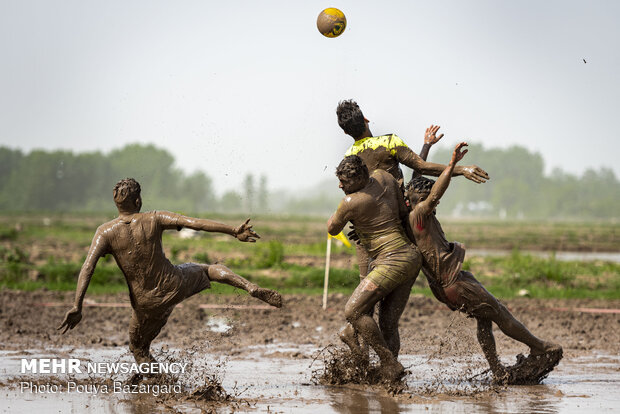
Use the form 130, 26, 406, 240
406, 176, 435, 204
336, 100, 368, 139
113, 178, 142, 213
335, 155, 369, 194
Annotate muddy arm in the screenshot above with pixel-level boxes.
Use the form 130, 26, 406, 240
420, 124, 443, 161
396, 178, 416, 243
157, 211, 259, 242
418, 143, 432, 162
328, 200, 351, 236
412, 125, 443, 179
397, 147, 485, 181
396, 137, 488, 183
418, 143, 468, 216
58, 229, 108, 333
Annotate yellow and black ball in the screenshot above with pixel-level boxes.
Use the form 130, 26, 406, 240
317, 8, 346, 38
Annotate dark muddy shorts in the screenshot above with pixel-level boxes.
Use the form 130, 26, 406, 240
176, 262, 211, 300
434, 270, 503, 318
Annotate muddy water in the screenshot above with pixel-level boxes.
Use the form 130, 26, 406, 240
1, 346, 619, 413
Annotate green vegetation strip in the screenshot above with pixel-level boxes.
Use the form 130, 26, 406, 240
2, 248, 619, 299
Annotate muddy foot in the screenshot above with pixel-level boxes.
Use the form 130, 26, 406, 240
250, 288, 282, 308
506, 347, 563, 385
379, 359, 405, 383
531, 342, 563, 357
490, 365, 510, 385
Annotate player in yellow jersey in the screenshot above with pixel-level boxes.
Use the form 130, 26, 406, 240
337, 100, 489, 187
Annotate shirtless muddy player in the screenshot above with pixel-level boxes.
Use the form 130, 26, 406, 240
335, 99, 490, 356
406, 143, 562, 383
58, 178, 282, 370
328, 156, 422, 381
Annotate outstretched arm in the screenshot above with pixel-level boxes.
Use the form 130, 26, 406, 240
158, 212, 260, 242
416, 142, 468, 218
395, 132, 488, 183
58, 229, 108, 333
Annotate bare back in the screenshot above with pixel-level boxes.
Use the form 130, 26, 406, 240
96, 211, 187, 308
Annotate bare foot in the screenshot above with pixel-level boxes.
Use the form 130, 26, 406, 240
250, 287, 282, 308
506, 346, 563, 385
530, 341, 562, 357
490, 364, 509, 384
379, 359, 405, 382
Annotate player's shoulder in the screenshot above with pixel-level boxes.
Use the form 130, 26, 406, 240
338, 193, 363, 210
371, 168, 397, 184
94, 219, 119, 239
385, 133, 408, 148
346, 134, 398, 155
370, 134, 409, 152
151, 210, 179, 222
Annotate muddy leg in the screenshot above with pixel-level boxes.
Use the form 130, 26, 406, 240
491, 302, 559, 356
205, 264, 282, 308
345, 279, 403, 381
339, 323, 369, 362
378, 276, 416, 357
476, 317, 506, 377
128, 308, 173, 366
456, 274, 560, 356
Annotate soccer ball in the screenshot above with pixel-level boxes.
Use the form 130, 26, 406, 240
317, 8, 346, 38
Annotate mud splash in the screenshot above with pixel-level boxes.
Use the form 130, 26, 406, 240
1, 346, 619, 413
311, 346, 382, 386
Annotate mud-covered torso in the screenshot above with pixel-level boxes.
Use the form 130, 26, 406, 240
345, 170, 411, 260
345, 134, 414, 184
411, 212, 465, 288
101, 211, 184, 309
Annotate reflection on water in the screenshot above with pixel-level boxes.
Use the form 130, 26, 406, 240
1, 347, 619, 413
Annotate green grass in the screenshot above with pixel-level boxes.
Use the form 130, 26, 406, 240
1, 214, 619, 299
2, 251, 619, 299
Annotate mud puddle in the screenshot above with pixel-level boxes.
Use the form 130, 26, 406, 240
1, 346, 619, 413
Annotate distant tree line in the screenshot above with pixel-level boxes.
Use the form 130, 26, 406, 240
0, 144, 267, 214
425, 143, 620, 220
0, 143, 618, 219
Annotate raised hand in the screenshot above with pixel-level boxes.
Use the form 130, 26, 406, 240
57, 306, 83, 334
451, 142, 468, 165
424, 125, 444, 145
234, 218, 260, 242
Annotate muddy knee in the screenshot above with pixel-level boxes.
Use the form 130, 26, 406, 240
344, 302, 364, 324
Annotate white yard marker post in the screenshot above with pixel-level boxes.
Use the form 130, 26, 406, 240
322, 235, 332, 310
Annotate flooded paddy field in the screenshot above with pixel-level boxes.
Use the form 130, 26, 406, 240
1, 291, 619, 413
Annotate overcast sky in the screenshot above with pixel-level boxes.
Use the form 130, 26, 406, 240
1, 1, 618, 194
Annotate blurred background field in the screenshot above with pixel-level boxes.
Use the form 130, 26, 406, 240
1, 213, 618, 300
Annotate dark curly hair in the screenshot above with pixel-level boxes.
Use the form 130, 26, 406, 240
113, 178, 141, 209
336, 100, 366, 138
336, 155, 369, 182
406, 175, 435, 193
